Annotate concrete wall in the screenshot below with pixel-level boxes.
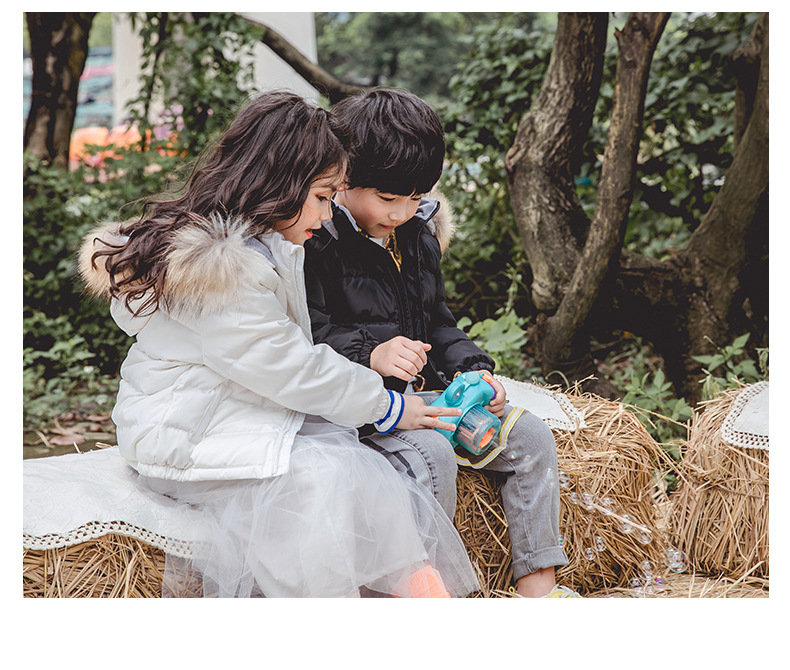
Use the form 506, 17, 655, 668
112, 12, 318, 126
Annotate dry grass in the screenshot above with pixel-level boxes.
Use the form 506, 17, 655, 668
584, 569, 768, 598
23, 531, 768, 598
23, 388, 768, 599
668, 386, 769, 579
23, 533, 166, 598
455, 390, 672, 596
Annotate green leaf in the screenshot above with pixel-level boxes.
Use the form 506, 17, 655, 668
732, 333, 750, 350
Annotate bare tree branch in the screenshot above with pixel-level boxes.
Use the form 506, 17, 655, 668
243, 16, 364, 104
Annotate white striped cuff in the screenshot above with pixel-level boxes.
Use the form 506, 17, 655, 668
374, 390, 405, 434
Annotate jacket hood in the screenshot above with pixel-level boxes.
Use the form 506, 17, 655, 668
79, 214, 278, 323
425, 189, 456, 254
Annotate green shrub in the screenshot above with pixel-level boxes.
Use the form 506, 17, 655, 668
22, 148, 178, 428
23, 12, 261, 433
622, 367, 694, 458
457, 311, 541, 381
438, 16, 551, 324
692, 333, 768, 401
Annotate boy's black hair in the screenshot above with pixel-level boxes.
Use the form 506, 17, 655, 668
332, 88, 445, 196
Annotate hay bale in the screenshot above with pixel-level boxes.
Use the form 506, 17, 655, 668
555, 394, 669, 593
22, 533, 209, 598
668, 384, 769, 579
24, 391, 670, 598
23, 533, 167, 598
454, 469, 513, 597
454, 391, 670, 596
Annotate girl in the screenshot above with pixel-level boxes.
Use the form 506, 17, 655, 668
78, 91, 478, 598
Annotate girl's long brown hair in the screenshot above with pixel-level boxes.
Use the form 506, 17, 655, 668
91, 91, 350, 315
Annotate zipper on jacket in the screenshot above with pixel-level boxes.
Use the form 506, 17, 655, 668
356, 231, 415, 341
412, 220, 448, 390
384, 240, 415, 340
188, 385, 224, 444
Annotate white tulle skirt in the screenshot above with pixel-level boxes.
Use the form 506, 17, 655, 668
139, 416, 479, 598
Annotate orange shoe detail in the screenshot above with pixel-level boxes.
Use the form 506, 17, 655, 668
395, 565, 451, 598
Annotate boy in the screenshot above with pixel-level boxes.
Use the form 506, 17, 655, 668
304, 88, 578, 598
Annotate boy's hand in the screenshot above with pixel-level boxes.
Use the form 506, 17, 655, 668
395, 394, 462, 431
485, 377, 507, 418
370, 337, 431, 382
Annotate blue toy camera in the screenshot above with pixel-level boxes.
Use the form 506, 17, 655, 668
430, 371, 501, 455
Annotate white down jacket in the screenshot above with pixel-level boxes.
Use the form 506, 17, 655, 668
79, 214, 393, 482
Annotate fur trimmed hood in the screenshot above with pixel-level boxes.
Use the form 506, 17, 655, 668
87, 214, 396, 483
427, 189, 456, 254
78, 214, 278, 322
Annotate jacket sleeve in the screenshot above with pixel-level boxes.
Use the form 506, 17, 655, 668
179, 269, 392, 429
424, 240, 495, 378
304, 243, 380, 368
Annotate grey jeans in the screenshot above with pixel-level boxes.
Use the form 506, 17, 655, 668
363, 394, 568, 581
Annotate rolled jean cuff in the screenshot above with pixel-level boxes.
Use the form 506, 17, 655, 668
511, 546, 569, 581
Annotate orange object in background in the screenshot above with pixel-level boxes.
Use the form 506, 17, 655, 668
69, 126, 111, 167
69, 124, 182, 169
107, 124, 142, 149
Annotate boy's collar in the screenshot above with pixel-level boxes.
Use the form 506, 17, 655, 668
334, 202, 362, 233
322, 197, 440, 241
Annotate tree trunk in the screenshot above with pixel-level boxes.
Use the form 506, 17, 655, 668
608, 13, 769, 402
646, 13, 768, 400
506, 13, 609, 315
507, 13, 668, 395
542, 13, 668, 389
24, 12, 95, 168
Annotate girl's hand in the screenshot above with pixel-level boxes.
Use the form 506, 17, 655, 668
485, 377, 507, 418
370, 337, 431, 382
395, 394, 462, 431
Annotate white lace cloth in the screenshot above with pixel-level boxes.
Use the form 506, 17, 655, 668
496, 375, 586, 431
23, 447, 199, 557
720, 381, 769, 450
23, 378, 584, 553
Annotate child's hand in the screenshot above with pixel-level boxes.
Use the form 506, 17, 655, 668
485, 377, 507, 418
395, 394, 462, 431
370, 337, 431, 382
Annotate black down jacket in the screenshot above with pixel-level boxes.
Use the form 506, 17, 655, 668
304, 197, 495, 396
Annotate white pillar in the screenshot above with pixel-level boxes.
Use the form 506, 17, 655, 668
241, 12, 319, 101
111, 13, 144, 126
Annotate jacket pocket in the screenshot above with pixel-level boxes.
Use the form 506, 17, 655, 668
188, 383, 225, 444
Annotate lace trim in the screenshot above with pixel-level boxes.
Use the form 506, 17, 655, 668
494, 375, 585, 431
720, 381, 769, 451
23, 520, 194, 559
